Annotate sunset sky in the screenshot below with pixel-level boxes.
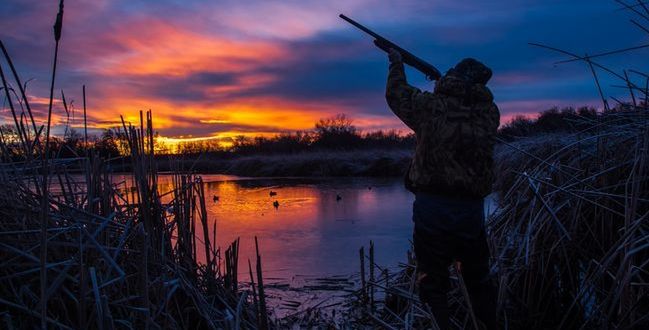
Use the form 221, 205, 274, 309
0, 0, 647, 143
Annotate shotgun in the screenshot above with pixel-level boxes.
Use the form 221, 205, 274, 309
339, 14, 442, 81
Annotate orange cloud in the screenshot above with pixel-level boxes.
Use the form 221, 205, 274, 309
3, 7, 420, 142
86, 95, 335, 137
87, 19, 288, 77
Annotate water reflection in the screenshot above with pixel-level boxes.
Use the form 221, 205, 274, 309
189, 176, 415, 279
76, 174, 492, 282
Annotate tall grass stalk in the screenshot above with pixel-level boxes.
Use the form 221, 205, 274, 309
0, 4, 267, 328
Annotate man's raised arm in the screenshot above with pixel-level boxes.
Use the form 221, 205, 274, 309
385, 49, 430, 131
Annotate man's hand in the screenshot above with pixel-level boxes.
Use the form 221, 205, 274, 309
388, 48, 402, 63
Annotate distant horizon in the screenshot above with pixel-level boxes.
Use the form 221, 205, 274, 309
1, 0, 646, 144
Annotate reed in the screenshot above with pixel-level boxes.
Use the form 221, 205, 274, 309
0, 106, 268, 328
0, 8, 266, 328
339, 115, 649, 328
488, 109, 649, 329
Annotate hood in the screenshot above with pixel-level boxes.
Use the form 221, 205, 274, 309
434, 74, 494, 103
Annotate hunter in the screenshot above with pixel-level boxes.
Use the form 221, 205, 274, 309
385, 48, 500, 330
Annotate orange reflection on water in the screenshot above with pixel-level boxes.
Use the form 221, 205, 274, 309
111, 174, 414, 279
181, 176, 414, 279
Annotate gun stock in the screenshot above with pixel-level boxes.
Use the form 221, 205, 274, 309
339, 14, 441, 81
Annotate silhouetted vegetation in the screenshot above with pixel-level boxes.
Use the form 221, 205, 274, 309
93, 128, 125, 158
159, 115, 415, 176
496, 105, 630, 140
8, 107, 635, 162
0, 125, 124, 161
0, 3, 266, 326
313, 114, 361, 148
175, 113, 415, 156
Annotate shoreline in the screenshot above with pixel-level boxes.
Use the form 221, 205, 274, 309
153, 148, 413, 177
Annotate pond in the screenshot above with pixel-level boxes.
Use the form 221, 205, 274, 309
157, 175, 415, 280
117, 174, 496, 317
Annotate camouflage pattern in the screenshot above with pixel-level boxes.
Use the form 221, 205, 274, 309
385, 59, 500, 198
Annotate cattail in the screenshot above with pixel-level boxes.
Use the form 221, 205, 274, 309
53, 0, 64, 42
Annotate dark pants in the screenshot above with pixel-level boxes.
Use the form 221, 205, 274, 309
412, 193, 497, 330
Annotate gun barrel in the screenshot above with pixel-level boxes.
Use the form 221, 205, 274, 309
339, 14, 382, 40
339, 14, 441, 80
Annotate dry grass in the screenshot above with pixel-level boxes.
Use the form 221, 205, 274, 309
491, 109, 649, 329
0, 10, 266, 325
327, 107, 649, 330
0, 109, 266, 328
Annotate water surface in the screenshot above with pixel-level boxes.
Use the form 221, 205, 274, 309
176, 175, 415, 279
119, 174, 494, 316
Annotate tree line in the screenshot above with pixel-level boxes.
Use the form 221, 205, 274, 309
171, 114, 415, 155
496, 105, 645, 141
1, 106, 640, 160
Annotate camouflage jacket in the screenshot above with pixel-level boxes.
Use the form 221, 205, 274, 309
386, 61, 500, 198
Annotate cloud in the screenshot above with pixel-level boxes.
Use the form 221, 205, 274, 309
1, 0, 647, 140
